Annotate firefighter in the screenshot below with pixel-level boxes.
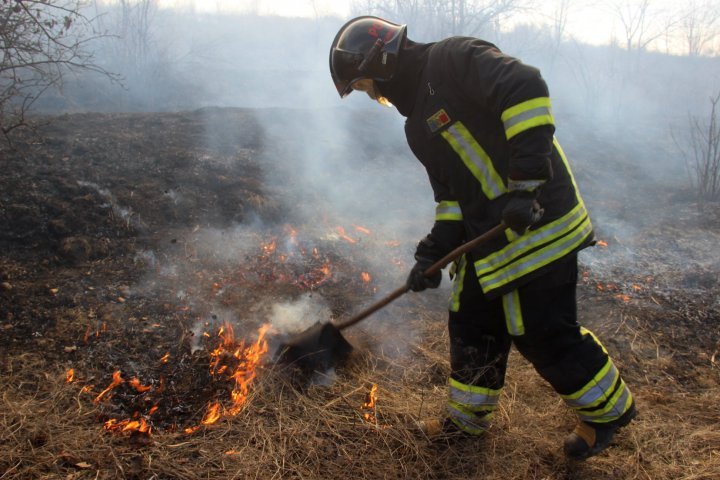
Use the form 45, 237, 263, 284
329, 16, 636, 460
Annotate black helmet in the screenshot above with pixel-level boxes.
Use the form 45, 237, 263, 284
329, 16, 407, 98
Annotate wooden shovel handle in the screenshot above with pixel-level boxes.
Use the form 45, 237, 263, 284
333, 223, 505, 331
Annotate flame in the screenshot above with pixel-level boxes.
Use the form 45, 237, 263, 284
104, 417, 152, 435
597, 240, 608, 247
65, 368, 75, 383
187, 323, 271, 433
353, 225, 371, 235
129, 377, 152, 393
94, 370, 124, 404
335, 226, 357, 244
361, 272, 371, 283
160, 352, 170, 363
201, 401, 223, 425
227, 323, 270, 416
361, 384, 378, 423
262, 238, 277, 256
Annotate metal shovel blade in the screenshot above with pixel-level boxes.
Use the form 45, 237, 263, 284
275, 321, 354, 373
273, 224, 506, 374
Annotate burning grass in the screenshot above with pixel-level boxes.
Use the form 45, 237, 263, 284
2, 303, 719, 479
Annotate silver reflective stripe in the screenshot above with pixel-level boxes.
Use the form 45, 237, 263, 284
503, 106, 552, 136
447, 401, 492, 434
435, 201, 463, 221
501, 97, 554, 139
563, 361, 619, 408
508, 179, 545, 192
475, 203, 587, 276
441, 122, 506, 200
502, 290, 524, 336
578, 382, 633, 423
477, 217, 593, 293
448, 254, 468, 313
449, 385, 501, 409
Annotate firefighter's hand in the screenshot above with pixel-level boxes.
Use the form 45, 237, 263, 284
502, 191, 544, 235
406, 259, 441, 292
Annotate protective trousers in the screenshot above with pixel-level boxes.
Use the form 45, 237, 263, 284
445, 254, 634, 435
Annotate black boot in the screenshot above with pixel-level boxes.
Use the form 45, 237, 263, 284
563, 402, 637, 460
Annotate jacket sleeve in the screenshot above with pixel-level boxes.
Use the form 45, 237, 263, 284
415, 174, 466, 261
449, 39, 555, 192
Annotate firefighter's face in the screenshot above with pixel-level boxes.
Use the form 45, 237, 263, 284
351, 79, 393, 107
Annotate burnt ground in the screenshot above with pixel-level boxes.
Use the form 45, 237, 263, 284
0, 108, 719, 479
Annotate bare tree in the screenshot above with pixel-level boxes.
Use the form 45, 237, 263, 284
675, 92, 720, 205
677, 0, 720, 56
351, 0, 532, 40
609, 0, 667, 52
93, 0, 159, 75
0, 0, 114, 139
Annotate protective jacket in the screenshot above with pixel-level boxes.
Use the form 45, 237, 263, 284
392, 37, 594, 298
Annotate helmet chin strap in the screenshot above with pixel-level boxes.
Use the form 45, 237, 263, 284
358, 38, 385, 73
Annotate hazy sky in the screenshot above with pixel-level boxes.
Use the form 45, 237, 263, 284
161, 0, 349, 17
160, 0, 687, 50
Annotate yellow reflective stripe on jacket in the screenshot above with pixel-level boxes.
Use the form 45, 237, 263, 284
435, 201, 463, 221
501, 97, 554, 140
502, 290, 524, 336
474, 204, 592, 293
448, 377, 502, 410
448, 254, 468, 312
476, 203, 587, 276
441, 122, 507, 200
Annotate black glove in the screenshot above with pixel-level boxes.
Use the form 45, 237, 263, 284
502, 191, 544, 235
406, 257, 441, 292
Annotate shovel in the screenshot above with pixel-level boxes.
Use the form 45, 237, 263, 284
275, 223, 506, 373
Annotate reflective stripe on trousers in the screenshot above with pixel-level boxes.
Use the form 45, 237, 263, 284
560, 330, 634, 423
447, 377, 500, 435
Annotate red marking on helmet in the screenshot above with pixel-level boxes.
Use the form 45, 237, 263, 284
368, 25, 380, 37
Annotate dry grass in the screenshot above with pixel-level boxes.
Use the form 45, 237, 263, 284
2, 305, 719, 480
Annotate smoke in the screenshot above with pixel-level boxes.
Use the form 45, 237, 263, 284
35, 4, 719, 360
267, 294, 331, 334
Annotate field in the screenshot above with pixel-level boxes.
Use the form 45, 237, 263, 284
1, 108, 718, 479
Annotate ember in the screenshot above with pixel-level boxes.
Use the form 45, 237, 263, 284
336, 226, 357, 244
354, 225, 371, 235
